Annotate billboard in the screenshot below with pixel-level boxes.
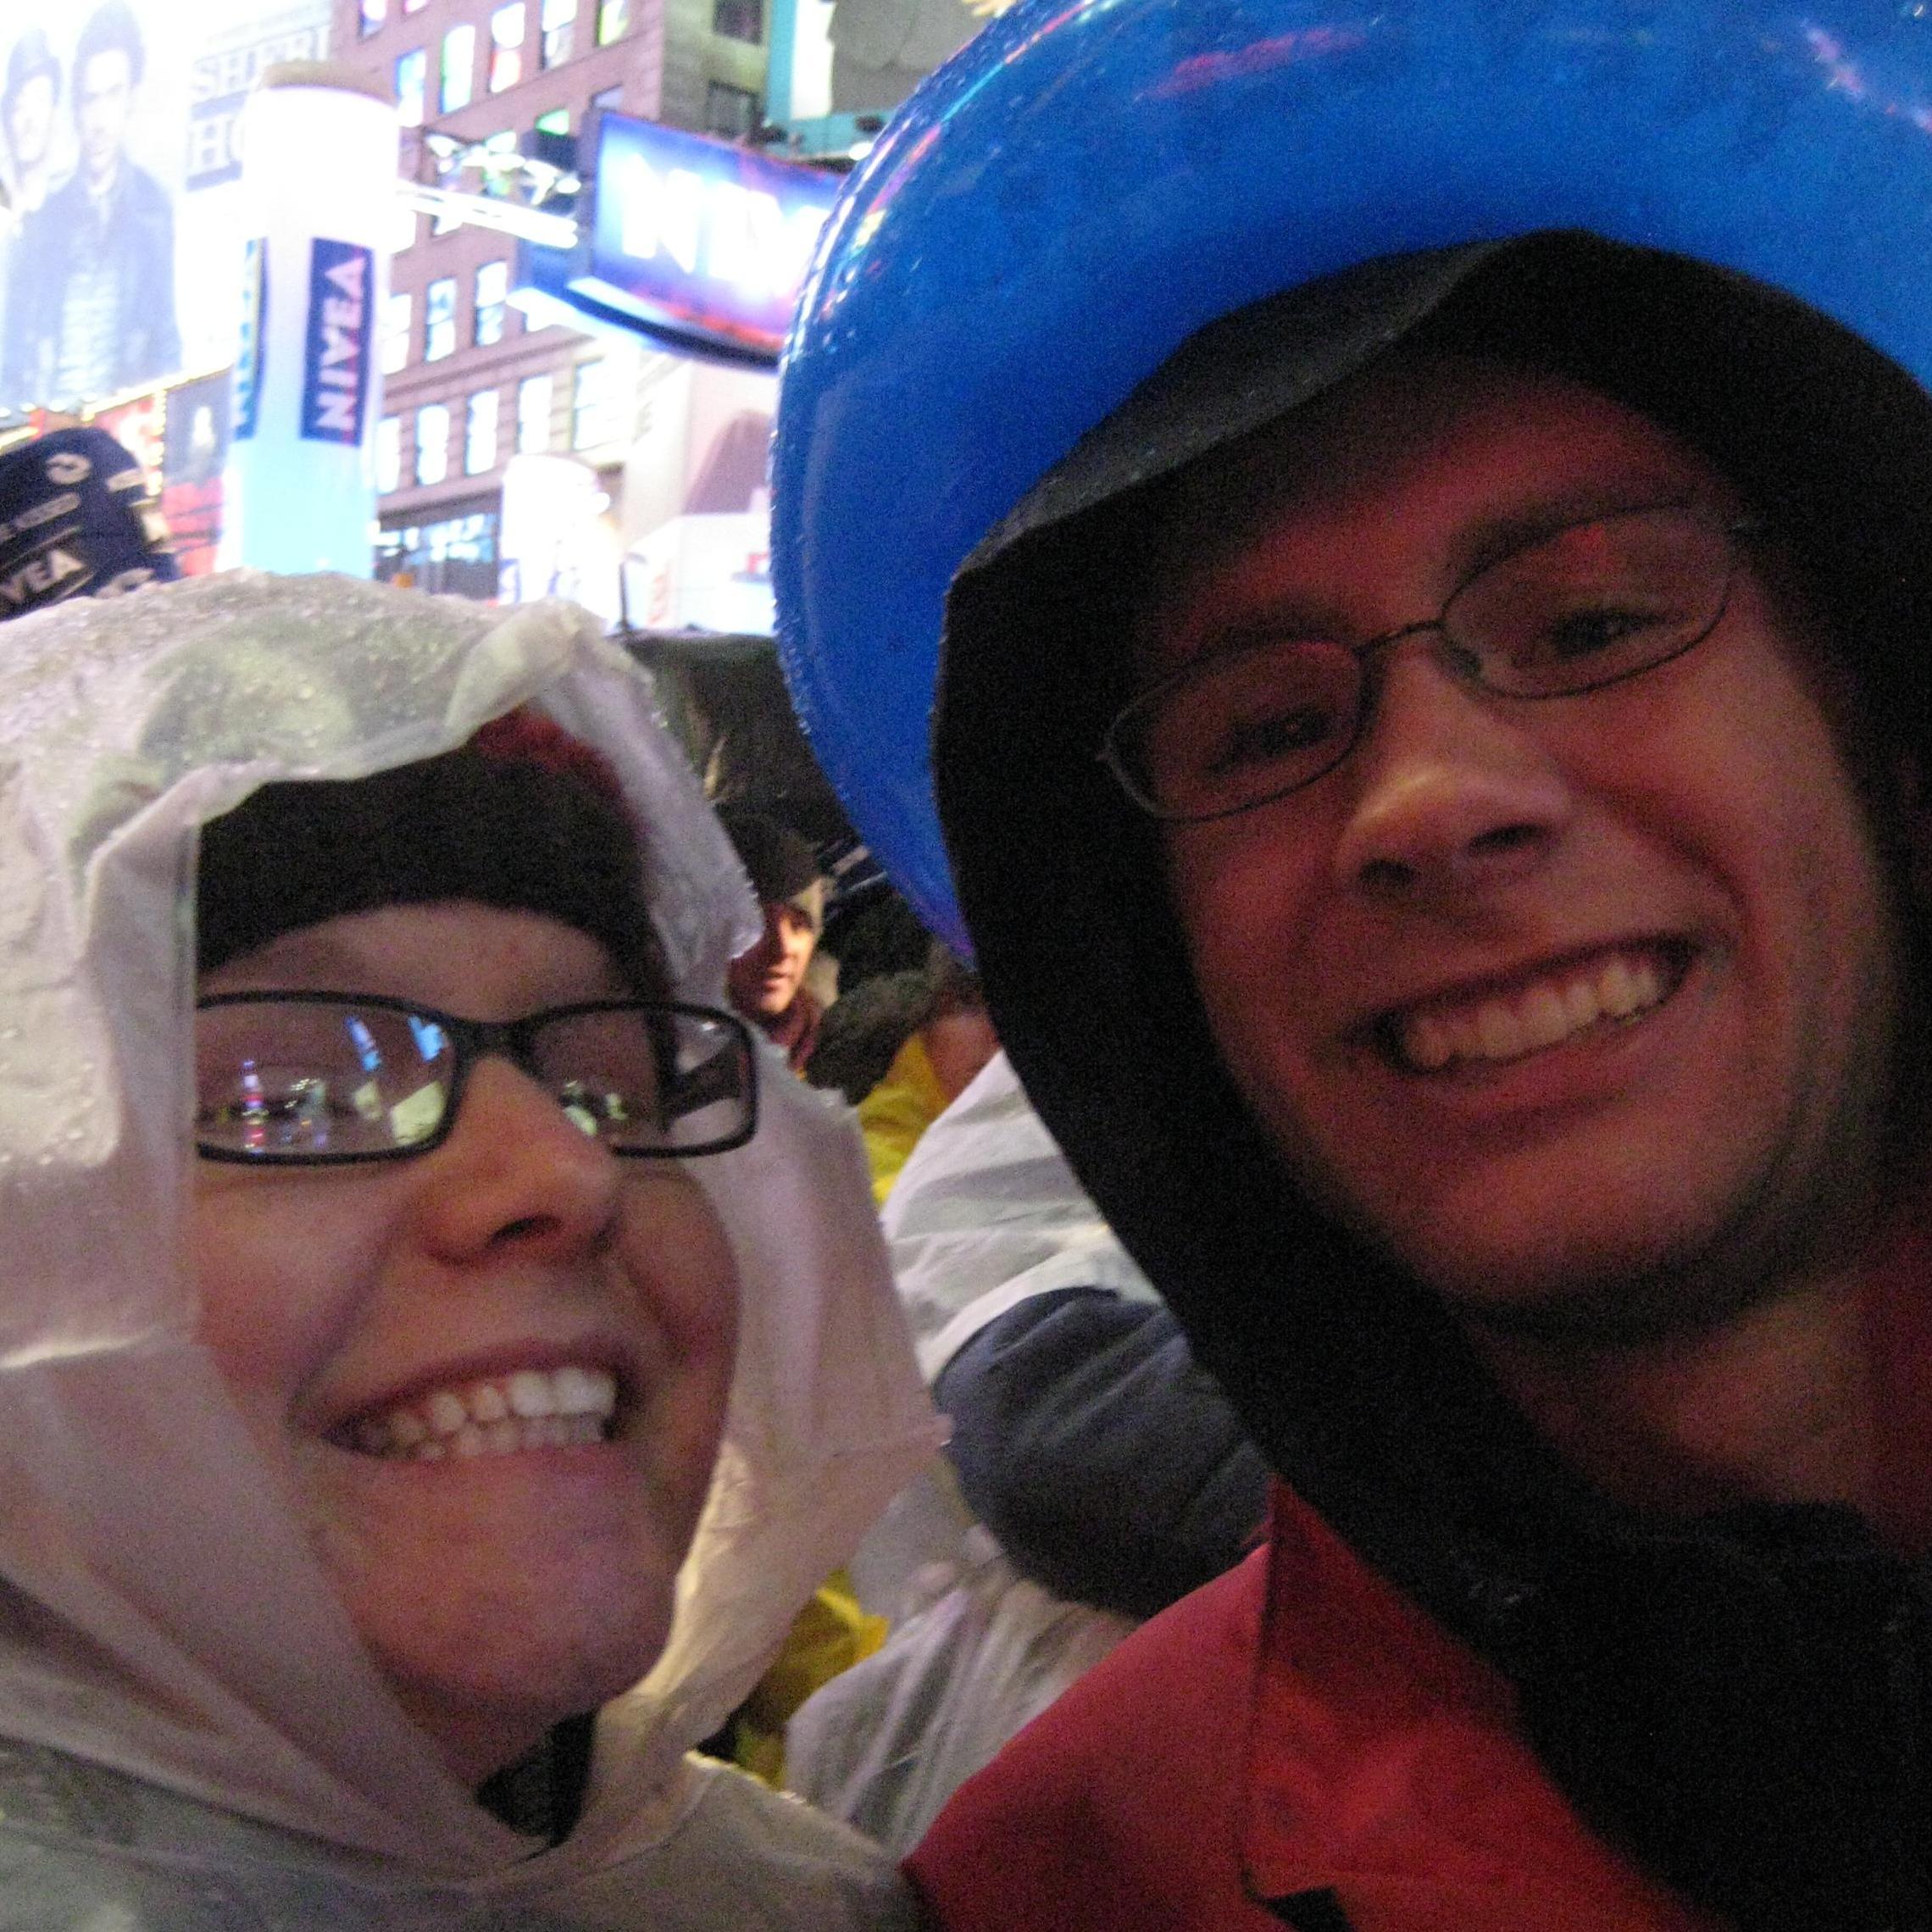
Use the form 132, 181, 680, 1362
619, 358, 779, 633
158, 369, 230, 577
0, 0, 330, 417
570, 111, 840, 365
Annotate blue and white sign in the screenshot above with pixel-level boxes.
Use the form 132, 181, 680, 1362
300, 238, 372, 444
571, 112, 839, 365
230, 236, 266, 443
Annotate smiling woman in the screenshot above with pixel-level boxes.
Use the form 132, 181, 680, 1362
0, 573, 939, 1927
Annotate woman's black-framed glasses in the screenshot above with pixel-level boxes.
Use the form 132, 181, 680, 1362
1100, 502, 1759, 824
194, 993, 758, 1166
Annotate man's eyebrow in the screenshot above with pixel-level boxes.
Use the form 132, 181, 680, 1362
1157, 469, 1708, 670
1446, 477, 1699, 583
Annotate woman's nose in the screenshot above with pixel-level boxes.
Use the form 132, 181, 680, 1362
1330, 645, 1574, 903
412, 1056, 623, 1259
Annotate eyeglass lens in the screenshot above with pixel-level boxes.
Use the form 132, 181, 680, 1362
194, 997, 751, 1162
1116, 507, 1735, 820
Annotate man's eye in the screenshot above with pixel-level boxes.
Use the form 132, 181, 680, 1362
1205, 704, 1341, 773
1515, 602, 1672, 666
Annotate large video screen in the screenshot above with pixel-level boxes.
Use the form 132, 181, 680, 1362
0, 0, 331, 417
575, 110, 840, 364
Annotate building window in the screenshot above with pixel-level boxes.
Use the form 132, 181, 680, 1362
379, 291, 412, 375
703, 80, 758, 137
440, 25, 476, 112
473, 260, 508, 347
534, 106, 569, 134
402, 0, 428, 12
590, 83, 623, 119
540, 0, 578, 67
489, 3, 526, 92
572, 358, 622, 449
465, 391, 500, 475
359, 0, 388, 36
713, 0, 762, 42
394, 48, 426, 126
416, 403, 451, 486
425, 277, 458, 361
375, 415, 402, 493
517, 374, 552, 453
597, 0, 630, 45
375, 511, 498, 597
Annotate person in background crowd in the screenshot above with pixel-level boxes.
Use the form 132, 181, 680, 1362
809, 942, 1000, 1202
882, 221, 1932, 1930
722, 808, 830, 1074
787, 1046, 1269, 1852
820, 875, 935, 992
6, 0, 180, 409
0, 571, 935, 1926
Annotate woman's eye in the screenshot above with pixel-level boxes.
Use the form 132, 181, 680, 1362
200, 1076, 352, 1126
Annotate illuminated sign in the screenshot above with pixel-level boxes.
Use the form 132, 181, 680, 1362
570, 111, 840, 365
301, 239, 373, 443
0, 0, 333, 416
233, 238, 266, 442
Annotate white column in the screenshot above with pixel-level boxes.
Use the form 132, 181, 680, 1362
219, 62, 397, 576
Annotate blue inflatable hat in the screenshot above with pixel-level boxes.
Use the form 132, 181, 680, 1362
773, 0, 1932, 954
0, 425, 180, 623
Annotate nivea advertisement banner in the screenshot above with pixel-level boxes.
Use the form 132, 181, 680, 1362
219, 76, 395, 575
0, 0, 331, 418
231, 236, 266, 441
299, 238, 372, 445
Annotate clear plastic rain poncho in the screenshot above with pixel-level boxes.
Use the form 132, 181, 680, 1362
0, 571, 942, 1927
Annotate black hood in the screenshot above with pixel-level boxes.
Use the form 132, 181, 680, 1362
934, 232, 1932, 1929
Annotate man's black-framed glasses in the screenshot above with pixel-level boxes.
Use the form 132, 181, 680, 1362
1101, 502, 1758, 824
194, 993, 758, 1166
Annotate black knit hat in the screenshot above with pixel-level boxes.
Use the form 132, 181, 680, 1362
196, 709, 669, 997
718, 808, 824, 932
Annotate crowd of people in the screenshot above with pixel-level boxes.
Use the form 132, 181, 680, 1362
5, 7, 1932, 1929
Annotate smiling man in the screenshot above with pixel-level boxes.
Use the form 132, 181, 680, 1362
898, 233, 1932, 1930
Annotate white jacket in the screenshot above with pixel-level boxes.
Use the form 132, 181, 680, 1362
0, 571, 942, 1926
786, 1051, 1150, 1853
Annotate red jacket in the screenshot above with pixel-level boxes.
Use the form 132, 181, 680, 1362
907, 1488, 1718, 1932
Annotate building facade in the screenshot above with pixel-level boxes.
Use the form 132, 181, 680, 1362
334, 0, 770, 598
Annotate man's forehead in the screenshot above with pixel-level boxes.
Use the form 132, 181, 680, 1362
81, 51, 132, 89
1136, 353, 1725, 660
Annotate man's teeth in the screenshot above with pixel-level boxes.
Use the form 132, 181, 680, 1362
347, 1365, 619, 1462
1396, 952, 1667, 1072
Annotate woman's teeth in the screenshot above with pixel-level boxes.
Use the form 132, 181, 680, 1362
343, 1365, 619, 1462
1394, 950, 1670, 1073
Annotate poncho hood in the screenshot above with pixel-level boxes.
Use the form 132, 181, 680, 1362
0, 570, 940, 1895
933, 231, 1932, 1925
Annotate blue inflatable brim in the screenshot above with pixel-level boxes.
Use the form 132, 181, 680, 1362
774, 0, 1932, 955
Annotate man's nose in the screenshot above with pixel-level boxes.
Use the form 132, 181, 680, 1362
1329, 645, 1574, 902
